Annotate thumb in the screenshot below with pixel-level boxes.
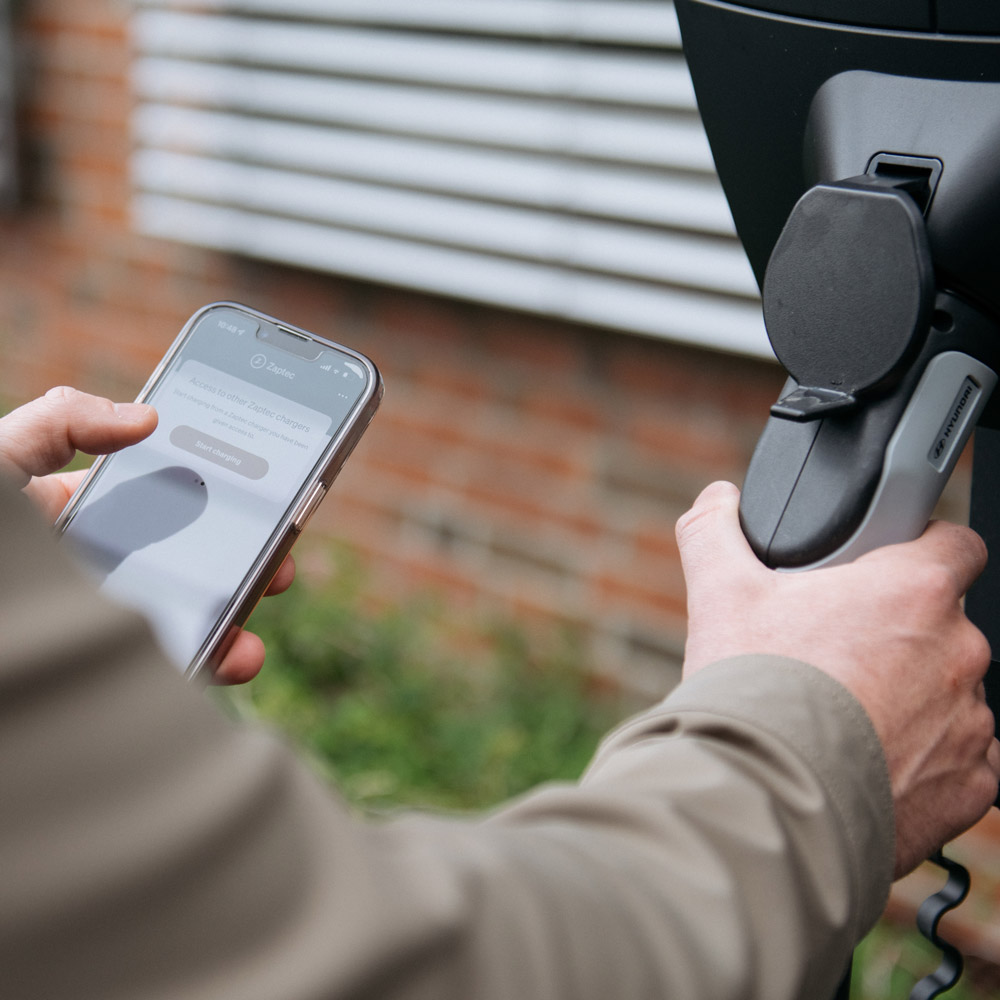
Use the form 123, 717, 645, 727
675, 482, 771, 678
0, 387, 157, 486
676, 481, 763, 598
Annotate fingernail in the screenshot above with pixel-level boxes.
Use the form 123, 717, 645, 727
114, 402, 153, 423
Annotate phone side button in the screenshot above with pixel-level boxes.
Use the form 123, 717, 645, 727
291, 482, 327, 532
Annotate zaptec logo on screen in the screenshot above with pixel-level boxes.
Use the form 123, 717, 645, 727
249, 353, 295, 379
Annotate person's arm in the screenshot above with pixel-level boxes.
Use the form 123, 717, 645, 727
488, 655, 888, 999
1, 405, 995, 1000
1, 481, 880, 1000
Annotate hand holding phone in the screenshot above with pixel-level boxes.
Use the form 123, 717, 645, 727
0, 384, 300, 684
55, 303, 382, 679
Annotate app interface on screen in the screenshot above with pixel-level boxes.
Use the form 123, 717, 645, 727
62, 308, 372, 668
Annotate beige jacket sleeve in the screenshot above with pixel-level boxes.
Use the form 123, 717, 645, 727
0, 475, 893, 1000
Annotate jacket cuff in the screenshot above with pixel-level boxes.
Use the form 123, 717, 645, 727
596, 654, 895, 937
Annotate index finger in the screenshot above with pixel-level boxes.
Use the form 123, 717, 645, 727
860, 519, 988, 597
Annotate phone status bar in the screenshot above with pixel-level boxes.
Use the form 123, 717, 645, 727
318, 357, 365, 380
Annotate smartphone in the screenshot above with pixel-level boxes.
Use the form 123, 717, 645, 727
55, 302, 383, 679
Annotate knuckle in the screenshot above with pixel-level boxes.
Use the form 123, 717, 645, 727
966, 527, 989, 569
42, 385, 79, 403
675, 504, 710, 549
968, 625, 993, 670
904, 562, 954, 610
675, 483, 735, 544
674, 507, 696, 544
973, 765, 999, 813
971, 701, 996, 744
937, 623, 990, 692
955, 622, 993, 681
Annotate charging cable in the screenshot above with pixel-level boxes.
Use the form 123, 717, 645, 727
908, 851, 970, 999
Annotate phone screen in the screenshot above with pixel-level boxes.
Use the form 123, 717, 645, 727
59, 304, 379, 672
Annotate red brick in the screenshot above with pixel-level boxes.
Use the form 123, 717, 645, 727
24, 2, 127, 40
408, 357, 496, 407
631, 518, 684, 565
518, 384, 605, 435
42, 31, 130, 80
371, 551, 484, 608
590, 571, 688, 625
626, 413, 753, 471
372, 287, 476, 355
479, 311, 588, 379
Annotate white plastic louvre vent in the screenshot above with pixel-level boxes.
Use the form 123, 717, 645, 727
130, 0, 769, 356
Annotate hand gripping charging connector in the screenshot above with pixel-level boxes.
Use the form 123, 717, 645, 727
739, 171, 1000, 1000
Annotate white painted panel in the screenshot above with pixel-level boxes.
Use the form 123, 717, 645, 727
133, 12, 696, 108
129, 1, 768, 355
133, 106, 736, 232
135, 194, 770, 355
133, 150, 756, 295
132, 0, 684, 46
133, 60, 714, 170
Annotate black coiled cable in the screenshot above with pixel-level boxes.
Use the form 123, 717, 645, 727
908, 851, 971, 1000
832, 850, 970, 1000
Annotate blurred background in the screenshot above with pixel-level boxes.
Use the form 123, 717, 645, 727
0, 2, 996, 996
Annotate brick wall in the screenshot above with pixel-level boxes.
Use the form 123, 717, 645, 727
0, 0, 971, 699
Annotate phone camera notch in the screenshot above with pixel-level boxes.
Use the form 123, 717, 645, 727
256, 323, 323, 361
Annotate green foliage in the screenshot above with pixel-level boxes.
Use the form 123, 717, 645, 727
852, 919, 999, 1000
231, 549, 624, 813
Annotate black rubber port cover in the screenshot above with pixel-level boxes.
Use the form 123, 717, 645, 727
762, 180, 934, 400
